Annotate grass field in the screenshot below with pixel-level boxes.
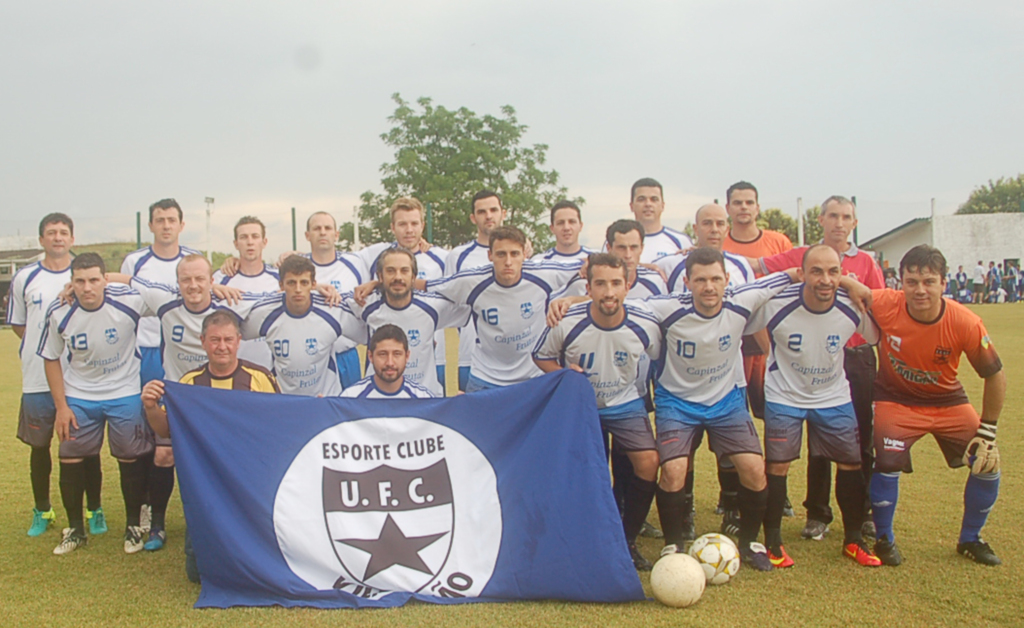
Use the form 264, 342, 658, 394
1, 307, 1022, 627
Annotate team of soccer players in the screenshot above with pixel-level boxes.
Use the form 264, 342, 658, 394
6, 181, 1005, 577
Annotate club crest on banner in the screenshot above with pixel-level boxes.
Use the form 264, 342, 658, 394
273, 418, 502, 600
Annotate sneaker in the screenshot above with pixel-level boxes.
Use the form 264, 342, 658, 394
28, 508, 56, 537
782, 497, 795, 518
739, 542, 774, 572
144, 528, 167, 552
86, 507, 108, 535
660, 543, 681, 557
767, 544, 795, 568
800, 520, 829, 541
957, 540, 1002, 566
140, 504, 152, 534
861, 520, 877, 541
640, 521, 664, 539
124, 525, 146, 554
844, 541, 882, 567
873, 538, 903, 566
53, 527, 87, 555
629, 543, 653, 571
720, 510, 741, 539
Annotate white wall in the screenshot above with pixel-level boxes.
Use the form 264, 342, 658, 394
869, 220, 932, 270
933, 214, 1024, 273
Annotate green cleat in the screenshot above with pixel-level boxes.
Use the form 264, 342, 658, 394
86, 507, 108, 535
28, 508, 56, 537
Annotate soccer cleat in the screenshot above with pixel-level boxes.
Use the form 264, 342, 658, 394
957, 540, 1002, 566
714, 498, 725, 515
86, 507, 108, 535
782, 497, 795, 518
144, 528, 167, 552
739, 542, 774, 572
28, 508, 56, 537
629, 543, 653, 571
768, 544, 795, 568
720, 510, 741, 539
124, 525, 146, 554
800, 519, 829, 541
660, 543, 681, 557
640, 521, 664, 539
844, 541, 882, 567
873, 538, 903, 566
861, 520, 877, 541
140, 504, 152, 534
53, 528, 87, 555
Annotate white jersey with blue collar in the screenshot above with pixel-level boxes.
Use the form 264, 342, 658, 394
646, 272, 792, 405
655, 250, 754, 294
241, 293, 364, 397
37, 285, 146, 400
340, 375, 438, 399
428, 260, 581, 386
304, 252, 368, 355
346, 291, 469, 395
640, 228, 693, 263
531, 245, 597, 264
120, 245, 201, 348
212, 265, 280, 368
533, 300, 661, 416
445, 240, 493, 368
744, 285, 879, 408
6, 261, 72, 393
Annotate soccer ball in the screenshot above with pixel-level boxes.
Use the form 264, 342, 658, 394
688, 533, 741, 585
650, 552, 706, 608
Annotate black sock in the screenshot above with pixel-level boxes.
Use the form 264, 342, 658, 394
835, 469, 866, 544
764, 474, 789, 549
738, 484, 769, 547
622, 474, 657, 544
656, 486, 689, 546
59, 461, 85, 531
611, 447, 632, 516
30, 446, 52, 511
118, 459, 146, 527
140, 449, 154, 506
150, 464, 175, 530
82, 455, 102, 511
804, 456, 833, 522
683, 467, 695, 497
719, 467, 740, 511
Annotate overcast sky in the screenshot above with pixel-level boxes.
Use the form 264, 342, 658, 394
2, 1, 1022, 257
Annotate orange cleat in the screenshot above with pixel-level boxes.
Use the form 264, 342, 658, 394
844, 541, 883, 566
768, 544, 795, 568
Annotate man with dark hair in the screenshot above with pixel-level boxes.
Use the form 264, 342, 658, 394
8, 213, 107, 538
533, 253, 663, 569
533, 200, 595, 262
628, 178, 692, 262
39, 253, 154, 555
868, 245, 1006, 566
342, 325, 437, 398
972, 260, 986, 304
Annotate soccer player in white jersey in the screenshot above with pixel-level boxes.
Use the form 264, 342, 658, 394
213, 216, 279, 369
532, 200, 596, 263
445, 190, 507, 391
342, 325, 437, 399
38, 253, 154, 555
242, 256, 364, 397
347, 248, 469, 396
352, 198, 450, 390
628, 178, 692, 263
654, 203, 755, 293
8, 213, 106, 538
743, 244, 882, 568
428, 226, 580, 392
533, 254, 662, 570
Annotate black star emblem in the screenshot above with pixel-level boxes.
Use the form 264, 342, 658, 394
336, 515, 447, 581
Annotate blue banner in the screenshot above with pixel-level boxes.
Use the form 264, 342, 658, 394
164, 370, 645, 608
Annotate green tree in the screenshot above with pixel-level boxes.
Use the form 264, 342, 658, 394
340, 94, 582, 251
956, 174, 1024, 214
756, 208, 798, 244
803, 206, 823, 244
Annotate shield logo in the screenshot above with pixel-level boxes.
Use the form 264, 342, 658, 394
104, 328, 118, 344
408, 329, 421, 347
614, 351, 628, 367
306, 338, 319, 356
520, 302, 534, 319
718, 334, 732, 352
826, 334, 841, 354
323, 460, 454, 592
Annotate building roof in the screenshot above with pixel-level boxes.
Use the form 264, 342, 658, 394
0, 248, 44, 262
859, 217, 930, 250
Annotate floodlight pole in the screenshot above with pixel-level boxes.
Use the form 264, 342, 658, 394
353, 206, 361, 250
136, 212, 141, 249
291, 207, 297, 251
204, 197, 215, 261
797, 197, 804, 245
852, 195, 858, 244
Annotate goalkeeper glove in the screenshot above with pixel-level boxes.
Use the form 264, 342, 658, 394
963, 422, 999, 474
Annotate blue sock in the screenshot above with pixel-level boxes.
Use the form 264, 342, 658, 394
960, 472, 1000, 544
870, 472, 900, 543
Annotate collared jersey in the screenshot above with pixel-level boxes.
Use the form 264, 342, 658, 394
339, 376, 437, 399
445, 240, 493, 368
37, 285, 145, 400
212, 264, 280, 369
428, 261, 581, 386
646, 272, 793, 405
870, 290, 1002, 407
179, 359, 280, 393
304, 252, 368, 355
121, 245, 201, 348
531, 246, 597, 264
640, 228, 693, 263
533, 301, 661, 415
241, 293, 364, 397
347, 291, 469, 395
744, 285, 878, 408
6, 261, 72, 393
654, 250, 754, 294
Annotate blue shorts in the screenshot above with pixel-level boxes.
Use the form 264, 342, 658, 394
654, 386, 760, 461
465, 373, 500, 393
60, 395, 154, 460
458, 366, 471, 392
139, 346, 165, 384
17, 392, 57, 448
764, 402, 860, 464
599, 400, 657, 452
436, 365, 446, 396
335, 348, 362, 390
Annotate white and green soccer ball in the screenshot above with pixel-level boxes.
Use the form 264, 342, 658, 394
688, 533, 740, 585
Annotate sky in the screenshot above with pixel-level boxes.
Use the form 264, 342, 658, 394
2, 1, 1022, 257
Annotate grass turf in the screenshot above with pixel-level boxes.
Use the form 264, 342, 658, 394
0, 305, 1021, 627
